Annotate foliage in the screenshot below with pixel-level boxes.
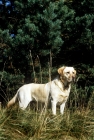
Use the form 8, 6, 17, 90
0, 70, 24, 105
0, 0, 94, 108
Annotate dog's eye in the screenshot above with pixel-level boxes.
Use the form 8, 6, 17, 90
72, 72, 75, 74
67, 72, 70, 74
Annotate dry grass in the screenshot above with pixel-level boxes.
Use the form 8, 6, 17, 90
0, 106, 94, 140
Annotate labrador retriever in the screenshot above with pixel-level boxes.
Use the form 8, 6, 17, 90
7, 66, 76, 115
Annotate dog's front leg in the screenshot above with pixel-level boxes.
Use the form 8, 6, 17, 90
51, 100, 57, 115
60, 102, 66, 115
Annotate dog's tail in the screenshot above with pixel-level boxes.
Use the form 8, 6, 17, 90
7, 91, 18, 108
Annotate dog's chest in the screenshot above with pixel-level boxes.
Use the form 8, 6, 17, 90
57, 89, 70, 104
58, 94, 68, 104
51, 81, 71, 104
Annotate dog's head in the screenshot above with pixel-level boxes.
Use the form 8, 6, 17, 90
58, 66, 76, 83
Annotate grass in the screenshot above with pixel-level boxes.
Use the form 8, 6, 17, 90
0, 107, 94, 140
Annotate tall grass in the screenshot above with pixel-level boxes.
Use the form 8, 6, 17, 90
0, 104, 94, 140
0, 81, 94, 140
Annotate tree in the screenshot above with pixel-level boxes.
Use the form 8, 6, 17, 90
0, 0, 94, 107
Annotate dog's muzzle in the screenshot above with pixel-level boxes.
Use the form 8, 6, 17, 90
68, 76, 76, 83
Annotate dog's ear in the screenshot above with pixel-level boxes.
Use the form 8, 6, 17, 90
72, 68, 76, 76
72, 68, 77, 82
58, 66, 65, 75
74, 69, 76, 75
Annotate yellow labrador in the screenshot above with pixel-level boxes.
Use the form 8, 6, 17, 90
7, 66, 76, 115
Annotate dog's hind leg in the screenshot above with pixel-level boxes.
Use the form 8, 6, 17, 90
18, 91, 32, 110
19, 100, 31, 110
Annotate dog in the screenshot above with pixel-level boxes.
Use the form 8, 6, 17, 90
7, 66, 76, 115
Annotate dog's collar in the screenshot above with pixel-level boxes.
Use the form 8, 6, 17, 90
54, 80, 70, 92
59, 76, 70, 90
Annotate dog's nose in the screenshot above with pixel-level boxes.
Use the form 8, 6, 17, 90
68, 76, 73, 82
69, 75, 75, 82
